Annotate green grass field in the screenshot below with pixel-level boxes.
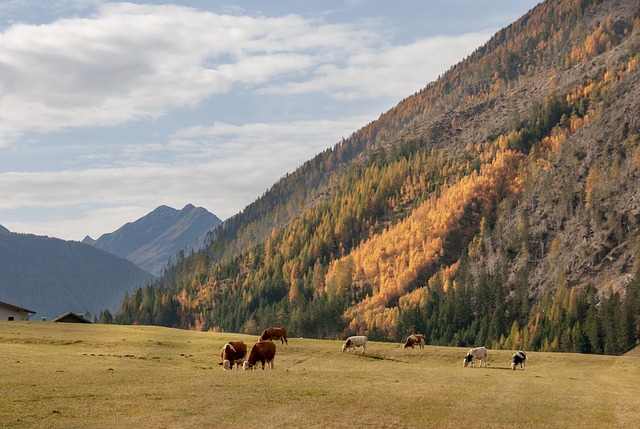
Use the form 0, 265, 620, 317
1, 322, 638, 428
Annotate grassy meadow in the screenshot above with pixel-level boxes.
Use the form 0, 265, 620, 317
1, 322, 638, 428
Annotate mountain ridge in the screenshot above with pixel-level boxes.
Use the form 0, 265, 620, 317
115, 0, 640, 354
0, 232, 153, 320
84, 204, 221, 275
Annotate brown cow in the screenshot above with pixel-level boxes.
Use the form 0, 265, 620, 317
403, 334, 425, 349
243, 340, 277, 370
219, 341, 247, 370
259, 327, 288, 345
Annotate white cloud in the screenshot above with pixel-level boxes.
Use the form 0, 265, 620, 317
0, 4, 382, 138
0, 3, 492, 139
0, 115, 372, 239
171, 117, 368, 148
262, 31, 494, 100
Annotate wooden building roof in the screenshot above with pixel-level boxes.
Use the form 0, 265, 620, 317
0, 300, 36, 315
53, 312, 92, 323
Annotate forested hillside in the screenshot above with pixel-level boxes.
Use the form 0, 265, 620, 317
114, 0, 640, 355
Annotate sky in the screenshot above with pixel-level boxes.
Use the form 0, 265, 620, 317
0, 0, 541, 241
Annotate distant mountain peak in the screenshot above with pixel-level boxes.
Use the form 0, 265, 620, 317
0, 224, 9, 234
84, 204, 222, 275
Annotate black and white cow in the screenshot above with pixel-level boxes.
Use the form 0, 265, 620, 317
511, 351, 527, 370
463, 346, 487, 368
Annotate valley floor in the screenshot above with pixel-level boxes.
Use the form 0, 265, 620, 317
1, 322, 638, 428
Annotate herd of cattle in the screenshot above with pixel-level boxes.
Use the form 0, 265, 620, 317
219, 328, 527, 371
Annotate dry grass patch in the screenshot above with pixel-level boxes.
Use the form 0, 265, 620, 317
1, 322, 638, 428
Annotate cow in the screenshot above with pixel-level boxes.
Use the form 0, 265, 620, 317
219, 341, 247, 370
243, 340, 277, 370
403, 334, 425, 349
342, 335, 367, 354
511, 351, 527, 371
463, 346, 487, 368
259, 327, 288, 345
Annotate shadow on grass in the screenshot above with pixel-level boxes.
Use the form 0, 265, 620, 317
483, 366, 516, 371
357, 354, 407, 363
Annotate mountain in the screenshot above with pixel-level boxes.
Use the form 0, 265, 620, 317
0, 225, 9, 234
84, 204, 221, 275
116, 0, 640, 354
0, 232, 153, 320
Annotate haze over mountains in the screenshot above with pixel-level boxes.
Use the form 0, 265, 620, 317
83, 204, 221, 275
0, 232, 153, 320
0, 205, 221, 320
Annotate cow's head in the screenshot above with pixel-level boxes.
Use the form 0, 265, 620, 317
342, 339, 352, 352
221, 359, 231, 370
221, 343, 236, 360
243, 361, 254, 370
463, 354, 473, 367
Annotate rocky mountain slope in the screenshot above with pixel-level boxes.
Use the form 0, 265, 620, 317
115, 0, 640, 354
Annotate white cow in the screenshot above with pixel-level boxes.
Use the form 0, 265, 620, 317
463, 346, 487, 368
342, 336, 367, 354
511, 351, 527, 370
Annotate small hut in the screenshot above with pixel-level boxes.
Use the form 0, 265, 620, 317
53, 312, 92, 324
0, 300, 36, 321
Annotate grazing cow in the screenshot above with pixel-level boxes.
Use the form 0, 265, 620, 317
511, 351, 527, 371
259, 327, 288, 345
243, 340, 277, 370
342, 335, 367, 354
403, 334, 425, 349
463, 346, 487, 368
219, 341, 247, 370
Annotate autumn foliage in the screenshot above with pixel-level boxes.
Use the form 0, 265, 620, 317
114, 0, 640, 355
